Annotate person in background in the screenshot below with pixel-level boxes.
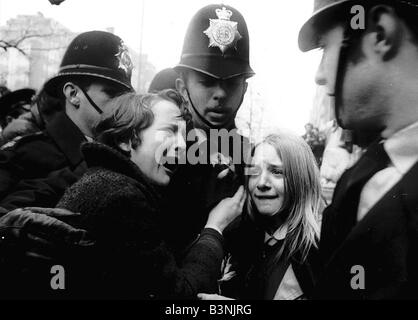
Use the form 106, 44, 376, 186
0, 86, 10, 98
0, 88, 39, 147
302, 123, 314, 143
148, 68, 178, 93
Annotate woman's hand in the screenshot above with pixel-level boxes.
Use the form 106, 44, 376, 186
197, 293, 235, 300
205, 186, 246, 235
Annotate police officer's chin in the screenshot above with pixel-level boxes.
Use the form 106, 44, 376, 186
192, 115, 235, 132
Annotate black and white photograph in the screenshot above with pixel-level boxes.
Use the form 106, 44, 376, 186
0, 0, 417, 308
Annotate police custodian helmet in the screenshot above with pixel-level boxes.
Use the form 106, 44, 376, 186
298, 0, 418, 129
298, 0, 418, 52
148, 68, 178, 93
43, 30, 134, 97
0, 88, 35, 122
175, 4, 254, 80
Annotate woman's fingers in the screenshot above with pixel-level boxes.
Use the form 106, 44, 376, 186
24, 207, 81, 218
232, 186, 246, 212
238, 191, 247, 211
232, 186, 244, 202
197, 293, 235, 300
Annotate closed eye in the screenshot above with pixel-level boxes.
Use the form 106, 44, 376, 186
161, 124, 178, 134
269, 166, 284, 176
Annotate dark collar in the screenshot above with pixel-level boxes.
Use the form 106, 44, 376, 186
81, 141, 161, 201
45, 112, 86, 167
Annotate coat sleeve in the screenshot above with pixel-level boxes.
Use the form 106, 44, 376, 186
0, 163, 86, 214
0, 134, 63, 201
113, 192, 225, 299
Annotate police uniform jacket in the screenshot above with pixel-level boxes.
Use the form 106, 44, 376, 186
0, 111, 86, 201
161, 124, 248, 259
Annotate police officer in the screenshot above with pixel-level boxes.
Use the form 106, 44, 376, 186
147, 68, 178, 93
161, 4, 254, 256
0, 31, 133, 201
0, 86, 10, 98
0, 88, 38, 147
299, 0, 418, 299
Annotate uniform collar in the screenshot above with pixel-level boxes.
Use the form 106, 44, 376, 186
384, 121, 418, 175
45, 111, 86, 167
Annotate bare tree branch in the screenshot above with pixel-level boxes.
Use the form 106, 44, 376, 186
0, 28, 59, 56
0, 39, 28, 56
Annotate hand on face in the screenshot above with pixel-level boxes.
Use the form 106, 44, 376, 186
206, 185, 246, 235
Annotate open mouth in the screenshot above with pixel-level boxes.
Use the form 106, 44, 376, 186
161, 157, 180, 175
255, 195, 278, 200
209, 111, 227, 118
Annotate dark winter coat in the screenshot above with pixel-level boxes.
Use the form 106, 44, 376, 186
55, 142, 225, 299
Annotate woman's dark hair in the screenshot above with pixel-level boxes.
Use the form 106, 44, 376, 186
95, 89, 189, 157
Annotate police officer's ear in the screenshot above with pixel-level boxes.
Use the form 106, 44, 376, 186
62, 82, 80, 107
175, 77, 187, 101
366, 5, 403, 61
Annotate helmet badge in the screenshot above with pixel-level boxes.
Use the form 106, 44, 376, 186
203, 7, 242, 54
115, 41, 133, 75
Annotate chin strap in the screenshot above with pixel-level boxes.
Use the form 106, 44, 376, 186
334, 24, 355, 128
79, 87, 103, 114
334, 9, 372, 128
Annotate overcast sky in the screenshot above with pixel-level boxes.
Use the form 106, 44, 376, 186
0, 0, 323, 134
